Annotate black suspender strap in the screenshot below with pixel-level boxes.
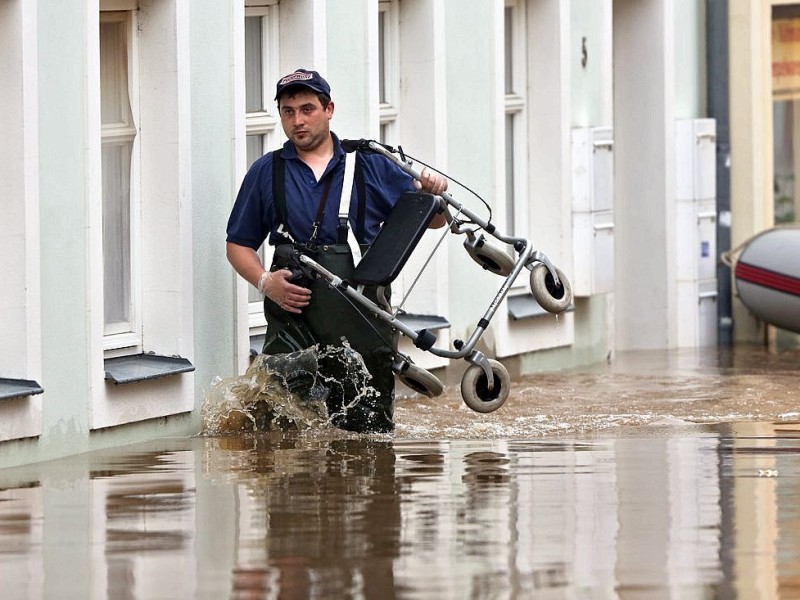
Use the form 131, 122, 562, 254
271, 149, 288, 232
309, 176, 334, 245
271, 149, 286, 221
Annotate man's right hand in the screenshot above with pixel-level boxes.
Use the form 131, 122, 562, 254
259, 269, 312, 314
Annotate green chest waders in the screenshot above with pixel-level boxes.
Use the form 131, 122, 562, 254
262, 151, 398, 434
263, 245, 398, 433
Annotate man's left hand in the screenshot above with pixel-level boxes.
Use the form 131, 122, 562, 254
417, 167, 448, 196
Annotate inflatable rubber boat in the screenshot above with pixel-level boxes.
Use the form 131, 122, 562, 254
729, 225, 800, 334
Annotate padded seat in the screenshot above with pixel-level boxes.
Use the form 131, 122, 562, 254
351, 192, 441, 286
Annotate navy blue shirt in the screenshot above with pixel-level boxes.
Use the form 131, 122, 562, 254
226, 133, 416, 249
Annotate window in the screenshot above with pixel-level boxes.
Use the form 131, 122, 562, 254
245, 1, 280, 321
504, 0, 528, 239
378, 0, 400, 145
100, 11, 139, 346
92, 0, 194, 428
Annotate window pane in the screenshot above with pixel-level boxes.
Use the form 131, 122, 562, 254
378, 11, 387, 103
504, 7, 514, 95
102, 142, 133, 331
100, 13, 135, 335
246, 134, 265, 167
245, 16, 264, 113
100, 18, 131, 126
505, 113, 515, 235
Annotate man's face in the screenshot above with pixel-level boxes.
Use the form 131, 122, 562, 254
278, 90, 334, 153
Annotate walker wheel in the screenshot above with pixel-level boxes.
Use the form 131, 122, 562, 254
464, 236, 515, 276
395, 362, 444, 398
530, 264, 572, 314
460, 359, 510, 413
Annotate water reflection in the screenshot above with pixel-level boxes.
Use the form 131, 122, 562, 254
0, 422, 799, 598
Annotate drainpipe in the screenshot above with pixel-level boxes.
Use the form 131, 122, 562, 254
707, 0, 733, 346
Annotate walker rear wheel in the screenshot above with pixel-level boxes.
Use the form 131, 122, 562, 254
530, 264, 572, 314
460, 359, 510, 413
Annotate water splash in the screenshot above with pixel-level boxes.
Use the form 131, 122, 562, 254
201, 341, 381, 435
202, 347, 329, 434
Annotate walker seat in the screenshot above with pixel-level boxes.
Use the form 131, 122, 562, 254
351, 191, 441, 286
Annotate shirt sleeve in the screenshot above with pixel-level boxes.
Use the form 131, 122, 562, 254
225, 154, 276, 250
359, 153, 417, 241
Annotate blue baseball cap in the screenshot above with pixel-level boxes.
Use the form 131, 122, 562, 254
274, 69, 331, 100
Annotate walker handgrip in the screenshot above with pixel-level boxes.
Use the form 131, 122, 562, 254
413, 329, 437, 351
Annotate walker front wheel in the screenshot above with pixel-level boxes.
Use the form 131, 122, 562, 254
530, 264, 572, 314
460, 359, 510, 413
464, 235, 515, 276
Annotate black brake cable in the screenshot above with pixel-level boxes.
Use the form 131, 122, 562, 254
385, 143, 494, 226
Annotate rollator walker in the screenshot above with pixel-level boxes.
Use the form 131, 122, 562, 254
275, 139, 573, 414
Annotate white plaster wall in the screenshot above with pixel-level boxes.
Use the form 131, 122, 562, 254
674, 0, 706, 119
37, 0, 93, 451
190, 1, 245, 381
280, 0, 327, 77
570, 0, 614, 128
326, 0, 373, 138
613, 0, 678, 350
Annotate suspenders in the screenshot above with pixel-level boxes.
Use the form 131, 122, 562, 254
271, 148, 367, 250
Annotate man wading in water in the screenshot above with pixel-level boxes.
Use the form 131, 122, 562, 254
226, 69, 447, 433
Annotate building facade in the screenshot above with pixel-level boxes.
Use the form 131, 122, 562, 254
2, 0, 791, 468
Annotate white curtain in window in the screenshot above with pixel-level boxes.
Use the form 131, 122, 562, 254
100, 14, 136, 335
102, 142, 133, 328
245, 16, 264, 113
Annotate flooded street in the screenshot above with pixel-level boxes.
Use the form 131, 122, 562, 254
1, 346, 799, 599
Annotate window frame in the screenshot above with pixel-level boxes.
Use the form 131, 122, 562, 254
100, 8, 142, 352
378, 0, 400, 145
504, 0, 529, 244
244, 2, 281, 328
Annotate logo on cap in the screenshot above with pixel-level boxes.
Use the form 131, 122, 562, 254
278, 72, 314, 86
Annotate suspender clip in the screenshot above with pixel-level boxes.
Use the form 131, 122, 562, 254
337, 217, 349, 244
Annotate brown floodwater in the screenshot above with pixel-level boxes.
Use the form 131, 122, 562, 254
1, 346, 799, 599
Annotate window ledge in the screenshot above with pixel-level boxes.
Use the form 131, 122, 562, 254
104, 353, 195, 385
250, 333, 266, 358
0, 378, 44, 401
507, 294, 574, 320
396, 313, 451, 332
